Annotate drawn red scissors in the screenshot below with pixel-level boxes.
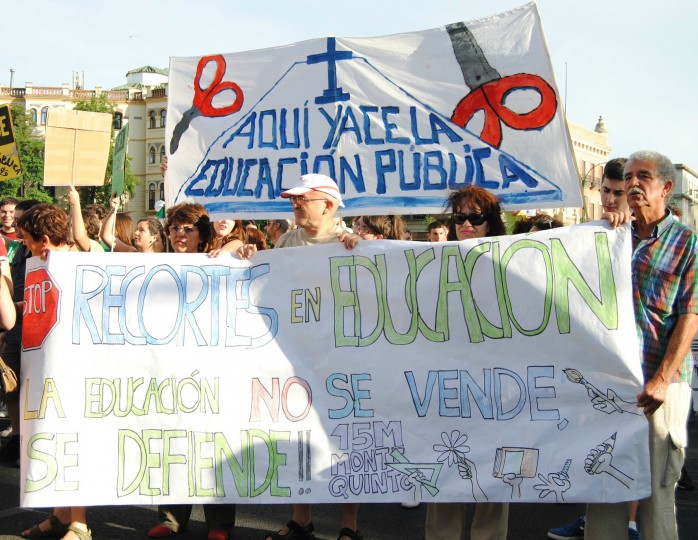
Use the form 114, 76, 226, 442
170, 55, 244, 154
446, 22, 557, 148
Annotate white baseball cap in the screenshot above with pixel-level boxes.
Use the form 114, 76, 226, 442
280, 174, 345, 207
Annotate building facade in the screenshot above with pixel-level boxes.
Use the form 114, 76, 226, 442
0, 66, 168, 219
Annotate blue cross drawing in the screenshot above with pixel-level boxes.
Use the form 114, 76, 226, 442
307, 37, 353, 104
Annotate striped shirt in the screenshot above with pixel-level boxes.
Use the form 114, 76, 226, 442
631, 212, 697, 382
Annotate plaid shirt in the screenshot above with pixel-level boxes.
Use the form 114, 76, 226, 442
632, 212, 697, 382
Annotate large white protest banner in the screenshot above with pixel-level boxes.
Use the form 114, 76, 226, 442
165, 3, 581, 218
20, 224, 648, 507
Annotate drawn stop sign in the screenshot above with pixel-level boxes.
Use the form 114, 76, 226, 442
23, 267, 61, 350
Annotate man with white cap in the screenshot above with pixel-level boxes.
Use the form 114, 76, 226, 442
275, 173, 347, 247
239, 173, 348, 256
239, 173, 361, 540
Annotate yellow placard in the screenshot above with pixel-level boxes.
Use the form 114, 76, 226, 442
43, 109, 112, 186
0, 105, 21, 181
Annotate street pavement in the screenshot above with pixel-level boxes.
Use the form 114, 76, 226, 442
1, 413, 697, 539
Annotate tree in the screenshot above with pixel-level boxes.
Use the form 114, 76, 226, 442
73, 95, 141, 207
0, 106, 53, 202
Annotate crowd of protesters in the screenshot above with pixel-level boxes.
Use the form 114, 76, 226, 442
0, 149, 695, 540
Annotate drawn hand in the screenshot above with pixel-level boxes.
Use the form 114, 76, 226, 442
602, 211, 634, 229
457, 457, 477, 481
407, 470, 426, 485
587, 387, 639, 415
405, 471, 425, 503
584, 445, 613, 475
584, 441, 633, 487
502, 473, 523, 498
533, 472, 571, 501
339, 232, 361, 250
457, 457, 487, 502
236, 243, 257, 260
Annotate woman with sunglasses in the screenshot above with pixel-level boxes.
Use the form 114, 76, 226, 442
446, 185, 506, 241
147, 203, 236, 540
426, 185, 509, 540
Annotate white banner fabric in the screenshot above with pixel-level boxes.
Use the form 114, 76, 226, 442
20, 223, 649, 507
165, 3, 581, 218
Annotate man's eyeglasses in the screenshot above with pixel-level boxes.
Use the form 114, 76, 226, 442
289, 196, 327, 205
452, 212, 487, 226
169, 225, 197, 235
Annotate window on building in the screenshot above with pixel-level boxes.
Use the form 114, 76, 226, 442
29, 108, 38, 124
149, 146, 156, 164
113, 112, 123, 130
159, 182, 164, 202
160, 145, 166, 163
160, 109, 166, 128
148, 183, 156, 210
41, 106, 49, 125
149, 110, 156, 129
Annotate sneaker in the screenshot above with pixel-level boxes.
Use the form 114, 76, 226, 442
0, 402, 8, 418
548, 516, 585, 540
678, 466, 695, 491
628, 527, 640, 540
0, 425, 12, 438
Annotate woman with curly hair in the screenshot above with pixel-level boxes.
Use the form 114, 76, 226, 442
164, 202, 214, 254
426, 185, 508, 540
147, 202, 235, 540
445, 185, 506, 241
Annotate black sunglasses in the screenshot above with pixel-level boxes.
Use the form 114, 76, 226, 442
452, 212, 487, 226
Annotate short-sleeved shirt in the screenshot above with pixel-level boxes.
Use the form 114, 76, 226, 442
77, 239, 105, 253
275, 220, 347, 248
631, 212, 698, 382
0, 237, 8, 262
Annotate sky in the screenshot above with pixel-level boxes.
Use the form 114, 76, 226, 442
5, 0, 697, 168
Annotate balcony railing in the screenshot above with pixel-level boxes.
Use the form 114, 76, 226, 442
0, 87, 26, 97
0, 87, 145, 101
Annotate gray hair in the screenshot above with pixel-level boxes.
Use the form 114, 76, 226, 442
275, 219, 295, 233
627, 150, 675, 184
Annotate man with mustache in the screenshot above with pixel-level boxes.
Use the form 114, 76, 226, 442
585, 151, 698, 540
548, 156, 640, 540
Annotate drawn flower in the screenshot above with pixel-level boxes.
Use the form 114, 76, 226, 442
433, 430, 470, 466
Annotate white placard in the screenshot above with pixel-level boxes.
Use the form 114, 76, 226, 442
166, 3, 581, 218
20, 224, 648, 507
